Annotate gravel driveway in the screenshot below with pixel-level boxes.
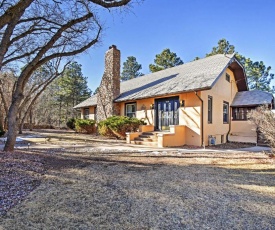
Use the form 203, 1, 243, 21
0, 147, 274, 230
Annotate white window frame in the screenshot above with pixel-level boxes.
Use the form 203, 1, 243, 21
125, 103, 136, 118
84, 108, 89, 119
223, 102, 229, 123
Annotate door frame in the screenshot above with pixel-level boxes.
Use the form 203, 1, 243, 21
154, 96, 180, 131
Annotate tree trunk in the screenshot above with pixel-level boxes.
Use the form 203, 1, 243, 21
18, 122, 23, 134
3, 91, 24, 152
0, 110, 4, 131
4, 106, 19, 151
18, 111, 23, 134
59, 100, 62, 128
29, 107, 33, 131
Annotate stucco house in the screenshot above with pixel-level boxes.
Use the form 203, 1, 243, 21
74, 45, 274, 147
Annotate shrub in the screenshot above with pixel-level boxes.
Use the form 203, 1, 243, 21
98, 116, 143, 139
75, 119, 96, 134
66, 118, 76, 130
249, 105, 275, 156
22, 123, 55, 129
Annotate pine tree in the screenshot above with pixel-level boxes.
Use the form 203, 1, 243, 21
207, 39, 274, 93
121, 56, 143, 81
149, 48, 183, 73
55, 62, 92, 122
206, 38, 235, 56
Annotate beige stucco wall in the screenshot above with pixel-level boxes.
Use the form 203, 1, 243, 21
80, 107, 96, 120
178, 92, 201, 146
158, 125, 186, 147
120, 93, 201, 146
119, 98, 155, 125
229, 121, 257, 143
201, 68, 238, 145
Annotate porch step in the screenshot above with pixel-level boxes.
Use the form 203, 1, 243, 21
142, 132, 155, 135
134, 137, 156, 142
131, 140, 158, 147
131, 132, 159, 147
137, 135, 157, 140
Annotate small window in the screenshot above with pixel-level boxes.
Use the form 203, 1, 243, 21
208, 96, 213, 123
84, 108, 89, 119
226, 73, 230, 82
221, 135, 224, 144
223, 102, 229, 123
125, 103, 136, 118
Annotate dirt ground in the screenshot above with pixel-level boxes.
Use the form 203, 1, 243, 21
0, 130, 274, 229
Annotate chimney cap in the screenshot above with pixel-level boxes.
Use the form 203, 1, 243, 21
109, 45, 117, 49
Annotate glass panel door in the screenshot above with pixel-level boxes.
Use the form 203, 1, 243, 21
155, 97, 179, 131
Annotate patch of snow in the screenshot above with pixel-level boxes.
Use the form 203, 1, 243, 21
152, 151, 160, 154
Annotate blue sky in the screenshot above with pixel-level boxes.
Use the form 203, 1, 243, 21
77, 0, 275, 92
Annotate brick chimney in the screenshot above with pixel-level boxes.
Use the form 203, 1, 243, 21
97, 45, 121, 122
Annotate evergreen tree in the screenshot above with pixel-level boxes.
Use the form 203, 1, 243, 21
207, 39, 274, 93
149, 48, 183, 73
121, 56, 143, 81
57, 62, 91, 106
206, 38, 235, 56
93, 87, 99, 95
55, 62, 92, 122
239, 56, 274, 92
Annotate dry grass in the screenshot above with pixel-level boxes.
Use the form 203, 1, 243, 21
0, 130, 274, 229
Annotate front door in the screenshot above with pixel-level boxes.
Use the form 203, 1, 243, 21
155, 97, 179, 131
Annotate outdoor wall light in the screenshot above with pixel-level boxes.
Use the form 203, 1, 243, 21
141, 104, 146, 110
180, 100, 185, 107
150, 104, 155, 109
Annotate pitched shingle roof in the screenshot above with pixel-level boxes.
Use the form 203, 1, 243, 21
115, 54, 238, 102
231, 90, 274, 107
74, 95, 97, 109
74, 53, 243, 108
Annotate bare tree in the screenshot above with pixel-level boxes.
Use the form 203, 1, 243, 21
0, 71, 16, 130
17, 59, 70, 133
249, 105, 275, 155
0, 0, 132, 151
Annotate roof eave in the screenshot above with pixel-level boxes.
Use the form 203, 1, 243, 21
114, 86, 212, 103
210, 55, 248, 92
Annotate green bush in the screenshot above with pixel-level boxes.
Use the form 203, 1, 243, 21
66, 118, 76, 130
75, 119, 95, 134
98, 116, 143, 139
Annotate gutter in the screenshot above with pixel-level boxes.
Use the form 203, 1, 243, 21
194, 91, 204, 146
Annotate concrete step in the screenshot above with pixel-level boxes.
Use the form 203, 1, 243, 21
134, 137, 156, 142
139, 134, 158, 140
131, 140, 158, 147
142, 132, 155, 136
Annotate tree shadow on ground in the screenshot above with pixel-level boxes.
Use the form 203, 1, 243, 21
1, 149, 274, 229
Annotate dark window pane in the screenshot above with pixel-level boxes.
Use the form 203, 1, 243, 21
223, 102, 229, 123
125, 103, 136, 118
208, 96, 212, 123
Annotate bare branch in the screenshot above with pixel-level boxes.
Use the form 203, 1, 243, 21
87, 0, 131, 8
0, 0, 33, 29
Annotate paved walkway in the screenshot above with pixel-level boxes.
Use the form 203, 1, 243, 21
0, 138, 271, 153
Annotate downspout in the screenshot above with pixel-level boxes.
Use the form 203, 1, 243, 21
226, 107, 232, 143
194, 91, 204, 146
227, 80, 233, 143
